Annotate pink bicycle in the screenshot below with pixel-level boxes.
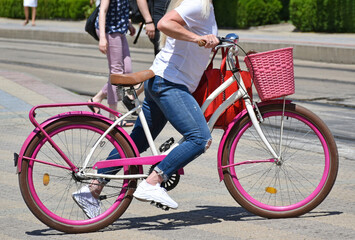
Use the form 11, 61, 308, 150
15, 34, 338, 233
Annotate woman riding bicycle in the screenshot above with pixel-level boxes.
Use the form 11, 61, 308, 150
73, 0, 219, 217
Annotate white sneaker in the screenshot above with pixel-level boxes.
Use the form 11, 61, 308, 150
133, 180, 178, 209
72, 185, 101, 218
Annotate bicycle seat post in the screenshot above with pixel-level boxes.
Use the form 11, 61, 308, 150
126, 86, 138, 100
124, 85, 142, 114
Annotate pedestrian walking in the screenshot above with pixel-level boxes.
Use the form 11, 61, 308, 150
23, 0, 37, 26
88, 0, 136, 125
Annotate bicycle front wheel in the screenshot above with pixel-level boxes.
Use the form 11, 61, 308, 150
19, 116, 138, 233
222, 103, 338, 218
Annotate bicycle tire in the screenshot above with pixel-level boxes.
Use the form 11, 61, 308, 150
19, 116, 138, 233
222, 103, 338, 218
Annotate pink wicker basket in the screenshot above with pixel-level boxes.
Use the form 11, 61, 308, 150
244, 47, 295, 101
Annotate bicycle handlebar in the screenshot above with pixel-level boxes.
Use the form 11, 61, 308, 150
198, 34, 239, 48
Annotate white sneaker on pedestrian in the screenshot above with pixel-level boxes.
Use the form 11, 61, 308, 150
72, 185, 101, 218
133, 180, 178, 209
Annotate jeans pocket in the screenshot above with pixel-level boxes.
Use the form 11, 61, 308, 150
149, 76, 165, 95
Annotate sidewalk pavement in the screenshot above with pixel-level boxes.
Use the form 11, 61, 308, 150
0, 17, 354, 137
0, 16, 354, 124
0, 17, 355, 64
1, 17, 354, 146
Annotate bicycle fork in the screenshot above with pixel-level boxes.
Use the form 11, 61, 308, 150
210, 73, 281, 163
244, 98, 280, 161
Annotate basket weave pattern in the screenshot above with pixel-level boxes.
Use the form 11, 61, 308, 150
244, 47, 295, 101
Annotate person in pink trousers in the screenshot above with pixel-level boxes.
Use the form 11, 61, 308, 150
88, 0, 137, 126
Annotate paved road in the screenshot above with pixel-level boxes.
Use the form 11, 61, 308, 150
1, 72, 354, 240
1, 17, 355, 64
1, 40, 355, 240
0, 18, 355, 239
1, 37, 354, 142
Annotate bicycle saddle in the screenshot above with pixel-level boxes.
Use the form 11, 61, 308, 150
110, 70, 155, 86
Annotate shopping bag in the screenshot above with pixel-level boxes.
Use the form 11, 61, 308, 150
85, 6, 99, 41
193, 48, 253, 129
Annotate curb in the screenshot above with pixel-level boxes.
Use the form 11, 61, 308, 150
1, 27, 354, 64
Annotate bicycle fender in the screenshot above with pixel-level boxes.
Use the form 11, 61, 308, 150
16, 111, 140, 174
216, 100, 292, 181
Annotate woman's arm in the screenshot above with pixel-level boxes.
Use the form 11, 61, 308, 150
137, 0, 153, 23
157, 9, 218, 48
137, 0, 155, 39
98, 0, 110, 54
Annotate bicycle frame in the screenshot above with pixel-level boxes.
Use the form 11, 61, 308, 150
16, 42, 281, 182
16, 34, 339, 230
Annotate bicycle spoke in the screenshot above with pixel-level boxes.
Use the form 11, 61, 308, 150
21, 117, 137, 230
223, 104, 337, 218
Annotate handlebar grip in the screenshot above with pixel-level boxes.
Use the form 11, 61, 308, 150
198, 40, 206, 47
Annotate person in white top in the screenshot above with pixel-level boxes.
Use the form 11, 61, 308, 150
72, 0, 218, 217
23, 0, 38, 26
132, 0, 218, 209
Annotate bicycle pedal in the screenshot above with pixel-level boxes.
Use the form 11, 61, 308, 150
99, 195, 107, 200
156, 202, 164, 208
150, 201, 170, 211
162, 206, 170, 211
159, 137, 175, 152
150, 201, 161, 208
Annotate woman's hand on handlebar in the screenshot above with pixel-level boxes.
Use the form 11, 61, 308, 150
197, 34, 219, 48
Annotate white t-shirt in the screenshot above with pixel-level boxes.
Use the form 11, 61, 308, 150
150, 0, 218, 93
23, 0, 38, 7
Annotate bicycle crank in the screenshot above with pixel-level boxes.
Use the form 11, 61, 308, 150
148, 163, 180, 191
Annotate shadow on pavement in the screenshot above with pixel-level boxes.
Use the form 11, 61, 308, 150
24, 205, 343, 235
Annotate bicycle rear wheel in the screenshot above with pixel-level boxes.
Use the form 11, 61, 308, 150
222, 103, 338, 218
19, 116, 138, 233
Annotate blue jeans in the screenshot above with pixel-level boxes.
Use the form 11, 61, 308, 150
100, 76, 212, 182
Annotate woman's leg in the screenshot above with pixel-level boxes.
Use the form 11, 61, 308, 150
133, 76, 211, 208
88, 88, 107, 114
106, 33, 132, 119
88, 30, 109, 113
121, 35, 141, 108
97, 77, 210, 183
97, 78, 167, 176
130, 79, 168, 152
145, 76, 212, 183
31, 7, 36, 26
23, 7, 29, 25
106, 32, 132, 104
92, 89, 106, 103
150, 0, 171, 55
